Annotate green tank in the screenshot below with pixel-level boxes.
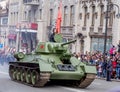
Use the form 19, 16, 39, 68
9, 34, 96, 88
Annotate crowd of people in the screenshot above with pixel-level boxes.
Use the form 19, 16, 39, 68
0, 49, 16, 65
74, 42, 120, 81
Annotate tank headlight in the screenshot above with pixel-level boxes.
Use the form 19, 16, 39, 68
51, 59, 55, 64
48, 58, 55, 64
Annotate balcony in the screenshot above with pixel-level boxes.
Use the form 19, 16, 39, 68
89, 26, 112, 38
47, 26, 74, 39
23, 0, 39, 6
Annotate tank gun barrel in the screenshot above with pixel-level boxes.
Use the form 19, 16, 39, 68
61, 39, 76, 46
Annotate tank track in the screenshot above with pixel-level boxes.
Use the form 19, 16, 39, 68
37, 73, 51, 87
77, 73, 96, 88
9, 64, 50, 87
9, 64, 95, 88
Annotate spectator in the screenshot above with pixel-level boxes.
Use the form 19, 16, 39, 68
116, 58, 120, 79
101, 60, 107, 78
97, 59, 102, 78
106, 57, 112, 81
77, 52, 81, 60
117, 40, 120, 53
111, 57, 117, 78
109, 45, 116, 57
49, 28, 56, 42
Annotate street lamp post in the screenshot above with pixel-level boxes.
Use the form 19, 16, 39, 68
103, 1, 109, 56
104, 1, 120, 55
104, 1, 120, 81
17, 26, 21, 52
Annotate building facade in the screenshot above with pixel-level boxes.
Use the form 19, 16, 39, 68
7, 0, 120, 53
8, 0, 38, 52
0, 0, 8, 50
75, 0, 120, 53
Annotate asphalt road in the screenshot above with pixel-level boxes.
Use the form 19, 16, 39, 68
0, 64, 120, 92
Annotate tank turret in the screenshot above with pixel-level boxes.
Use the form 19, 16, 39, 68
35, 39, 76, 54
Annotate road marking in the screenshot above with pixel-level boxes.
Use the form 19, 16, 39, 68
0, 71, 8, 75
58, 86, 86, 92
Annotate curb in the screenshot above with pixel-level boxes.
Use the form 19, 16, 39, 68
96, 77, 120, 82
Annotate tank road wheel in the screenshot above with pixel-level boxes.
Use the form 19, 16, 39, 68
31, 70, 39, 85
16, 68, 21, 81
20, 68, 26, 82
9, 65, 14, 80
25, 69, 31, 84
13, 67, 17, 80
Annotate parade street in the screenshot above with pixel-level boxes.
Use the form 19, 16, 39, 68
0, 65, 120, 92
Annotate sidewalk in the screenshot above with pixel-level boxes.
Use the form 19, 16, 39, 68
96, 77, 120, 82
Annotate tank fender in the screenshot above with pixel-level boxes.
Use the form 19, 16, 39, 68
80, 65, 97, 74
70, 57, 96, 74
38, 60, 53, 72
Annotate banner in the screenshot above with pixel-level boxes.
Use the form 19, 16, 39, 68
56, 1, 62, 34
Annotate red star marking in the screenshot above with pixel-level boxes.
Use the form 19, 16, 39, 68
40, 45, 44, 49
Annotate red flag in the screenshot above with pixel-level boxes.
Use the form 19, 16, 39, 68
56, 1, 62, 34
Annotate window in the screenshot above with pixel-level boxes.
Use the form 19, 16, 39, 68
64, 6, 68, 26
91, 37, 112, 53
16, 12, 18, 23
50, 9, 53, 25
34, 9, 36, 22
9, 39, 16, 47
39, 9, 42, 20
84, 7, 87, 26
24, 11, 27, 20
23, 0, 27, 3
100, 5, 104, 26
91, 6, 95, 26
28, 10, 31, 22
70, 5, 75, 26
21, 32, 37, 51
13, 12, 15, 24
79, 13, 82, 20
1, 17, 8, 25
11, 13, 13, 24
